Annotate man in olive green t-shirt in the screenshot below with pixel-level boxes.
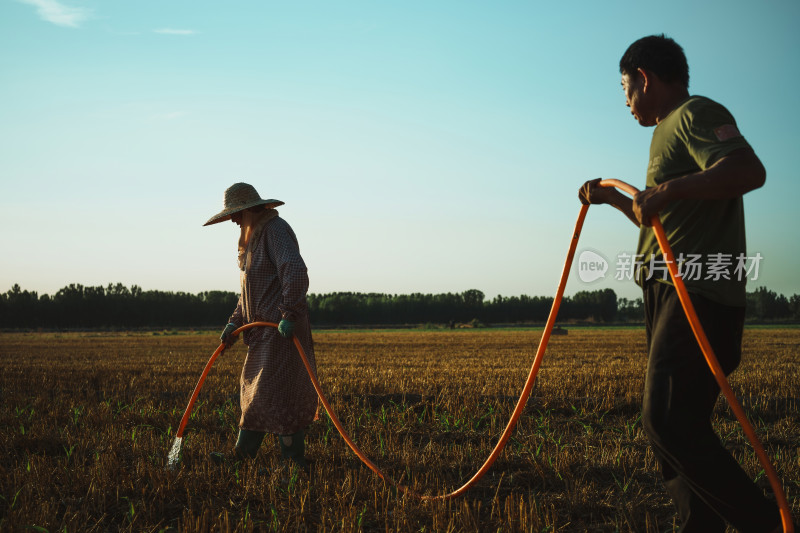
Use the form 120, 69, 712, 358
579, 35, 780, 533
636, 94, 751, 307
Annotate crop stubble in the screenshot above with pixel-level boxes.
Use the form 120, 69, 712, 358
0, 328, 797, 531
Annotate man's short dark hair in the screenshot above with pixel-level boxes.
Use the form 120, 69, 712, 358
620, 34, 690, 88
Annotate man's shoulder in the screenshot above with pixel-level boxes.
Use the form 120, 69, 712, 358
663, 95, 741, 144
685, 95, 717, 106
680, 95, 735, 120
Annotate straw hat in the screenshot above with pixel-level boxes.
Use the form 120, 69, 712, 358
203, 183, 284, 226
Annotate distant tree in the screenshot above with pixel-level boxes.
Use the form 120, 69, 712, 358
746, 286, 791, 320
2, 284, 40, 327
790, 294, 800, 320
568, 288, 617, 322
617, 297, 644, 322
462, 289, 485, 309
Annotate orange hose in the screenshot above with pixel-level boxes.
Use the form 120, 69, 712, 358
267, 205, 591, 501
170, 205, 588, 499
598, 179, 793, 533
172, 185, 792, 529
175, 342, 226, 440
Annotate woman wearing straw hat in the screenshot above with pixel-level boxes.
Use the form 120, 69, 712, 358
204, 182, 319, 473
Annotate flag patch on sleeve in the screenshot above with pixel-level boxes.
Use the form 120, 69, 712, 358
715, 124, 742, 141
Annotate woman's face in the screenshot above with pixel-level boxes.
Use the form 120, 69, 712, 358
231, 212, 243, 226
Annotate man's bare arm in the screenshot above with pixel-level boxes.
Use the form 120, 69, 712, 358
633, 147, 765, 226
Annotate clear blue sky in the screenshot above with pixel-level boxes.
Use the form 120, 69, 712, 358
2, 0, 798, 302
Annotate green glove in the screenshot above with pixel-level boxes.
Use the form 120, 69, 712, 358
278, 319, 295, 338
220, 322, 239, 346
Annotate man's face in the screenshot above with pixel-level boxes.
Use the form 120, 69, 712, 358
621, 71, 655, 127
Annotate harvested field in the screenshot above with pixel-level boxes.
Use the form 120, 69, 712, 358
1, 328, 798, 531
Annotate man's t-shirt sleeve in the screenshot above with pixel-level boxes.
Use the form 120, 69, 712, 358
683, 99, 751, 170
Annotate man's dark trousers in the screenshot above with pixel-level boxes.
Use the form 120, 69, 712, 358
642, 280, 780, 533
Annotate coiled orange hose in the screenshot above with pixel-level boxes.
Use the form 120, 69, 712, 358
169, 182, 792, 529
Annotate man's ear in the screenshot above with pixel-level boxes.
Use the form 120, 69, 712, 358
637, 67, 651, 93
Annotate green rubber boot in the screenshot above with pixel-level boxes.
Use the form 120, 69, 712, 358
210, 428, 265, 464
277, 429, 309, 473
235, 428, 266, 459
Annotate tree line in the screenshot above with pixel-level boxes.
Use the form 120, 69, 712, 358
307, 289, 619, 325
0, 283, 237, 329
1, 283, 798, 329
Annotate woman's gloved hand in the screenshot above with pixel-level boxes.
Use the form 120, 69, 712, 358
278, 319, 295, 338
220, 322, 239, 347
